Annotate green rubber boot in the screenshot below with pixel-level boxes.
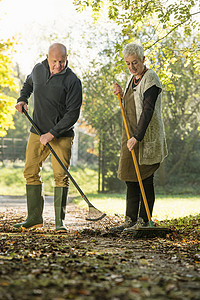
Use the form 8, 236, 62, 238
13, 185, 44, 229
54, 187, 68, 232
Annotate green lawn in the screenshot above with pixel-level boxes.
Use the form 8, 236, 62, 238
75, 193, 200, 221
0, 161, 98, 196
1, 161, 199, 221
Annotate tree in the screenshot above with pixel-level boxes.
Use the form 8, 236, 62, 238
0, 39, 18, 137
74, 0, 200, 86
5, 64, 33, 140
161, 32, 200, 182
74, 1, 199, 41
82, 59, 126, 192
75, 0, 200, 187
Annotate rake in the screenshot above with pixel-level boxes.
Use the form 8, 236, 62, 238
22, 107, 106, 222
117, 94, 170, 238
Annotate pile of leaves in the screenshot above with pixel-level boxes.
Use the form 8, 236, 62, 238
0, 207, 199, 300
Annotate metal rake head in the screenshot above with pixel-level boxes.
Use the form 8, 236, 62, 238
86, 207, 106, 222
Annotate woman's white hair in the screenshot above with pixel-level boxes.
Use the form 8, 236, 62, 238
123, 42, 144, 61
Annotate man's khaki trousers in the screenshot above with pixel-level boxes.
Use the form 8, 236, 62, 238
24, 132, 73, 187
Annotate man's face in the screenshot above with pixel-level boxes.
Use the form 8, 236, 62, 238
47, 49, 67, 75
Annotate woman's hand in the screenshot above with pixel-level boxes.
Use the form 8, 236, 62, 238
127, 137, 138, 151
113, 82, 123, 98
15, 101, 28, 114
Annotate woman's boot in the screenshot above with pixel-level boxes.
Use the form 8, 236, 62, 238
110, 182, 140, 232
13, 185, 44, 229
124, 175, 155, 232
54, 187, 68, 232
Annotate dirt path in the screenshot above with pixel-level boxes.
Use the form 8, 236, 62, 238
0, 195, 199, 299
0, 195, 106, 231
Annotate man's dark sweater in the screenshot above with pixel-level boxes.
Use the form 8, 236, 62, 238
17, 59, 82, 138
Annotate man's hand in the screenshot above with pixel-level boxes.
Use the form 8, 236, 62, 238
15, 101, 28, 114
127, 137, 138, 151
40, 132, 54, 146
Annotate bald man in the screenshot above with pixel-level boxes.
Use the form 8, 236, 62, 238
14, 43, 82, 232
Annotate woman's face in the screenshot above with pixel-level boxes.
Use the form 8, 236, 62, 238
124, 54, 145, 77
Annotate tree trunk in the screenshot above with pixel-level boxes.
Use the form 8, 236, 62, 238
98, 141, 101, 193
102, 139, 105, 192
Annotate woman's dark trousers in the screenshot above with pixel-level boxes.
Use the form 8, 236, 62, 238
126, 174, 155, 223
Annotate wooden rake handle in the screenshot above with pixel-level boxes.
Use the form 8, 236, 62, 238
117, 93, 153, 224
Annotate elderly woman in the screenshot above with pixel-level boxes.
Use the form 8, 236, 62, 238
112, 42, 168, 232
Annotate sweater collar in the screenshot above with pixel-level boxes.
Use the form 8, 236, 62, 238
42, 59, 68, 75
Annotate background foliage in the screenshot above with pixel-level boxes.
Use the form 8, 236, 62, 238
1, 0, 200, 193
74, 0, 200, 191
0, 38, 18, 137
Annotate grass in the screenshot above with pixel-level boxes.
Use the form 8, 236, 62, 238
0, 162, 26, 195
75, 193, 200, 221
0, 161, 199, 221
0, 161, 98, 196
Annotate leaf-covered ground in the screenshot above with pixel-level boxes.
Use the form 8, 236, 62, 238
0, 202, 199, 300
